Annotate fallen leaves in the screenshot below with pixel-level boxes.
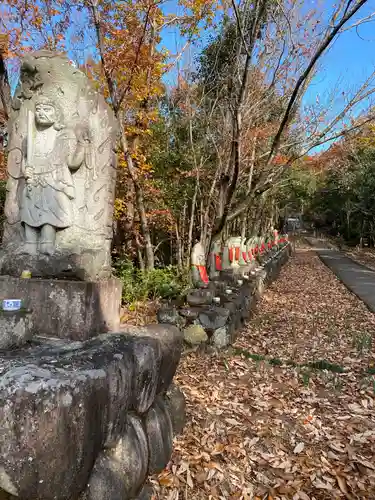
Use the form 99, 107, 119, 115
150, 243, 375, 498
293, 442, 305, 454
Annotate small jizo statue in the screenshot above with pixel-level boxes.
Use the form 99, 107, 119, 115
208, 239, 222, 280
191, 242, 209, 288
21, 97, 86, 255
228, 236, 242, 267
239, 238, 249, 266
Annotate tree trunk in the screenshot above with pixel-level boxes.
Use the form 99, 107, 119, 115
135, 234, 145, 271
186, 179, 199, 267
89, 1, 154, 269
240, 211, 247, 239
176, 222, 183, 268
181, 202, 187, 267
118, 121, 154, 269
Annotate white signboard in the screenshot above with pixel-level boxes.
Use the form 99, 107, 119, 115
2, 299, 22, 311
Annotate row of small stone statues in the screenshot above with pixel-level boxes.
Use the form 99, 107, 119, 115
191, 230, 288, 287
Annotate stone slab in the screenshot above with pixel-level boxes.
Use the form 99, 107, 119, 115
0, 276, 122, 341
0, 248, 113, 282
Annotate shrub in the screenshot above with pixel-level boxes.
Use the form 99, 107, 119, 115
113, 258, 190, 304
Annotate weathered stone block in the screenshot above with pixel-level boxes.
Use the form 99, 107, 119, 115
198, 306, 230, 332
87, 415, 149, 500
254, 269, 267, 297
120, 324, 183, 394
0, 332, 168, 499
0, 276, 122, 341
0, 249, 114, 282
212, 326, 229, 348
183, 324, 208, 345
222, 301, 236, 315
186, 289, 213, 306
157, 306, 185, 327
0, 310, 33, 349
165, 383, 186, 435
128, 336, 162, 415
144, 397, 173, 474
178, 306, 200, 322
242, 295, 253, 320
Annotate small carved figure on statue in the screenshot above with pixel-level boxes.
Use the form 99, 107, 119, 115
20, 97, 87, 256
1, 51, 118, 280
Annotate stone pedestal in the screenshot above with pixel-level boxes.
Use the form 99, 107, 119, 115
0, 276, 122, 341
0, 326, 184, 500
0, 247, 113, 281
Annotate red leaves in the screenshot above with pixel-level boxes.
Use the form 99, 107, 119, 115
272, 154, 289, 166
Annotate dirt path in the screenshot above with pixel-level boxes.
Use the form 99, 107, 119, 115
152, 243, 375, 499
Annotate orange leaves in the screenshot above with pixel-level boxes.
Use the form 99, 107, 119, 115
1, 0, 72, 56
131, 147, 153, 174
114, 198, 128, 220
272, 154, 289, 166
0, 151, 6, 180
178, 0, 219, 35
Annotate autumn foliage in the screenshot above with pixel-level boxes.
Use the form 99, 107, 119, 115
0, 0, 374, 267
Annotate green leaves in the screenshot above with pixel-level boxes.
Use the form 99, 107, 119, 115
113, 257, 189, 303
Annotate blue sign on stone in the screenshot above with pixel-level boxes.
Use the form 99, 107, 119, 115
2, 299, 22, 311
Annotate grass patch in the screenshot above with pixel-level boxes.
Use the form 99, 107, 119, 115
269, 357, 283, 366
234, 348, 266, 362
307, 359, 344, 373
353, 332, 372, 354
233, 348, 347, 374
113, 258, 190, 304
300, 369, 311, 387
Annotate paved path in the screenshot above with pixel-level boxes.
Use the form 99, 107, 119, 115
306, 236, 375, 313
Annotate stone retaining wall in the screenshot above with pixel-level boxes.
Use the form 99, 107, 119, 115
0, 325, 185, 500
158, 244, 291, 349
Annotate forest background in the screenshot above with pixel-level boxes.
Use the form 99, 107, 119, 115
0, 0, 375, 305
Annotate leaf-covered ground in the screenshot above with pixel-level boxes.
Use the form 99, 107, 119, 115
345, 248, 375, 273
152, 243, 375, 499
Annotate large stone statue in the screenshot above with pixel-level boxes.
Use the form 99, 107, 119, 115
21, 97, 86, 255
0, 52, 186, 500
1, 51, 118, 280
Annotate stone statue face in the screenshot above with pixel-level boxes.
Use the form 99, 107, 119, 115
35, 102, 56, 127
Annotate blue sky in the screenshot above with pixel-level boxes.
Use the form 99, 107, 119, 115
161, 0, 375, 86
303, 3, 375, 109
160, 0, 375, 153
6, 0, 374, 153
303, 4, 375, 151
